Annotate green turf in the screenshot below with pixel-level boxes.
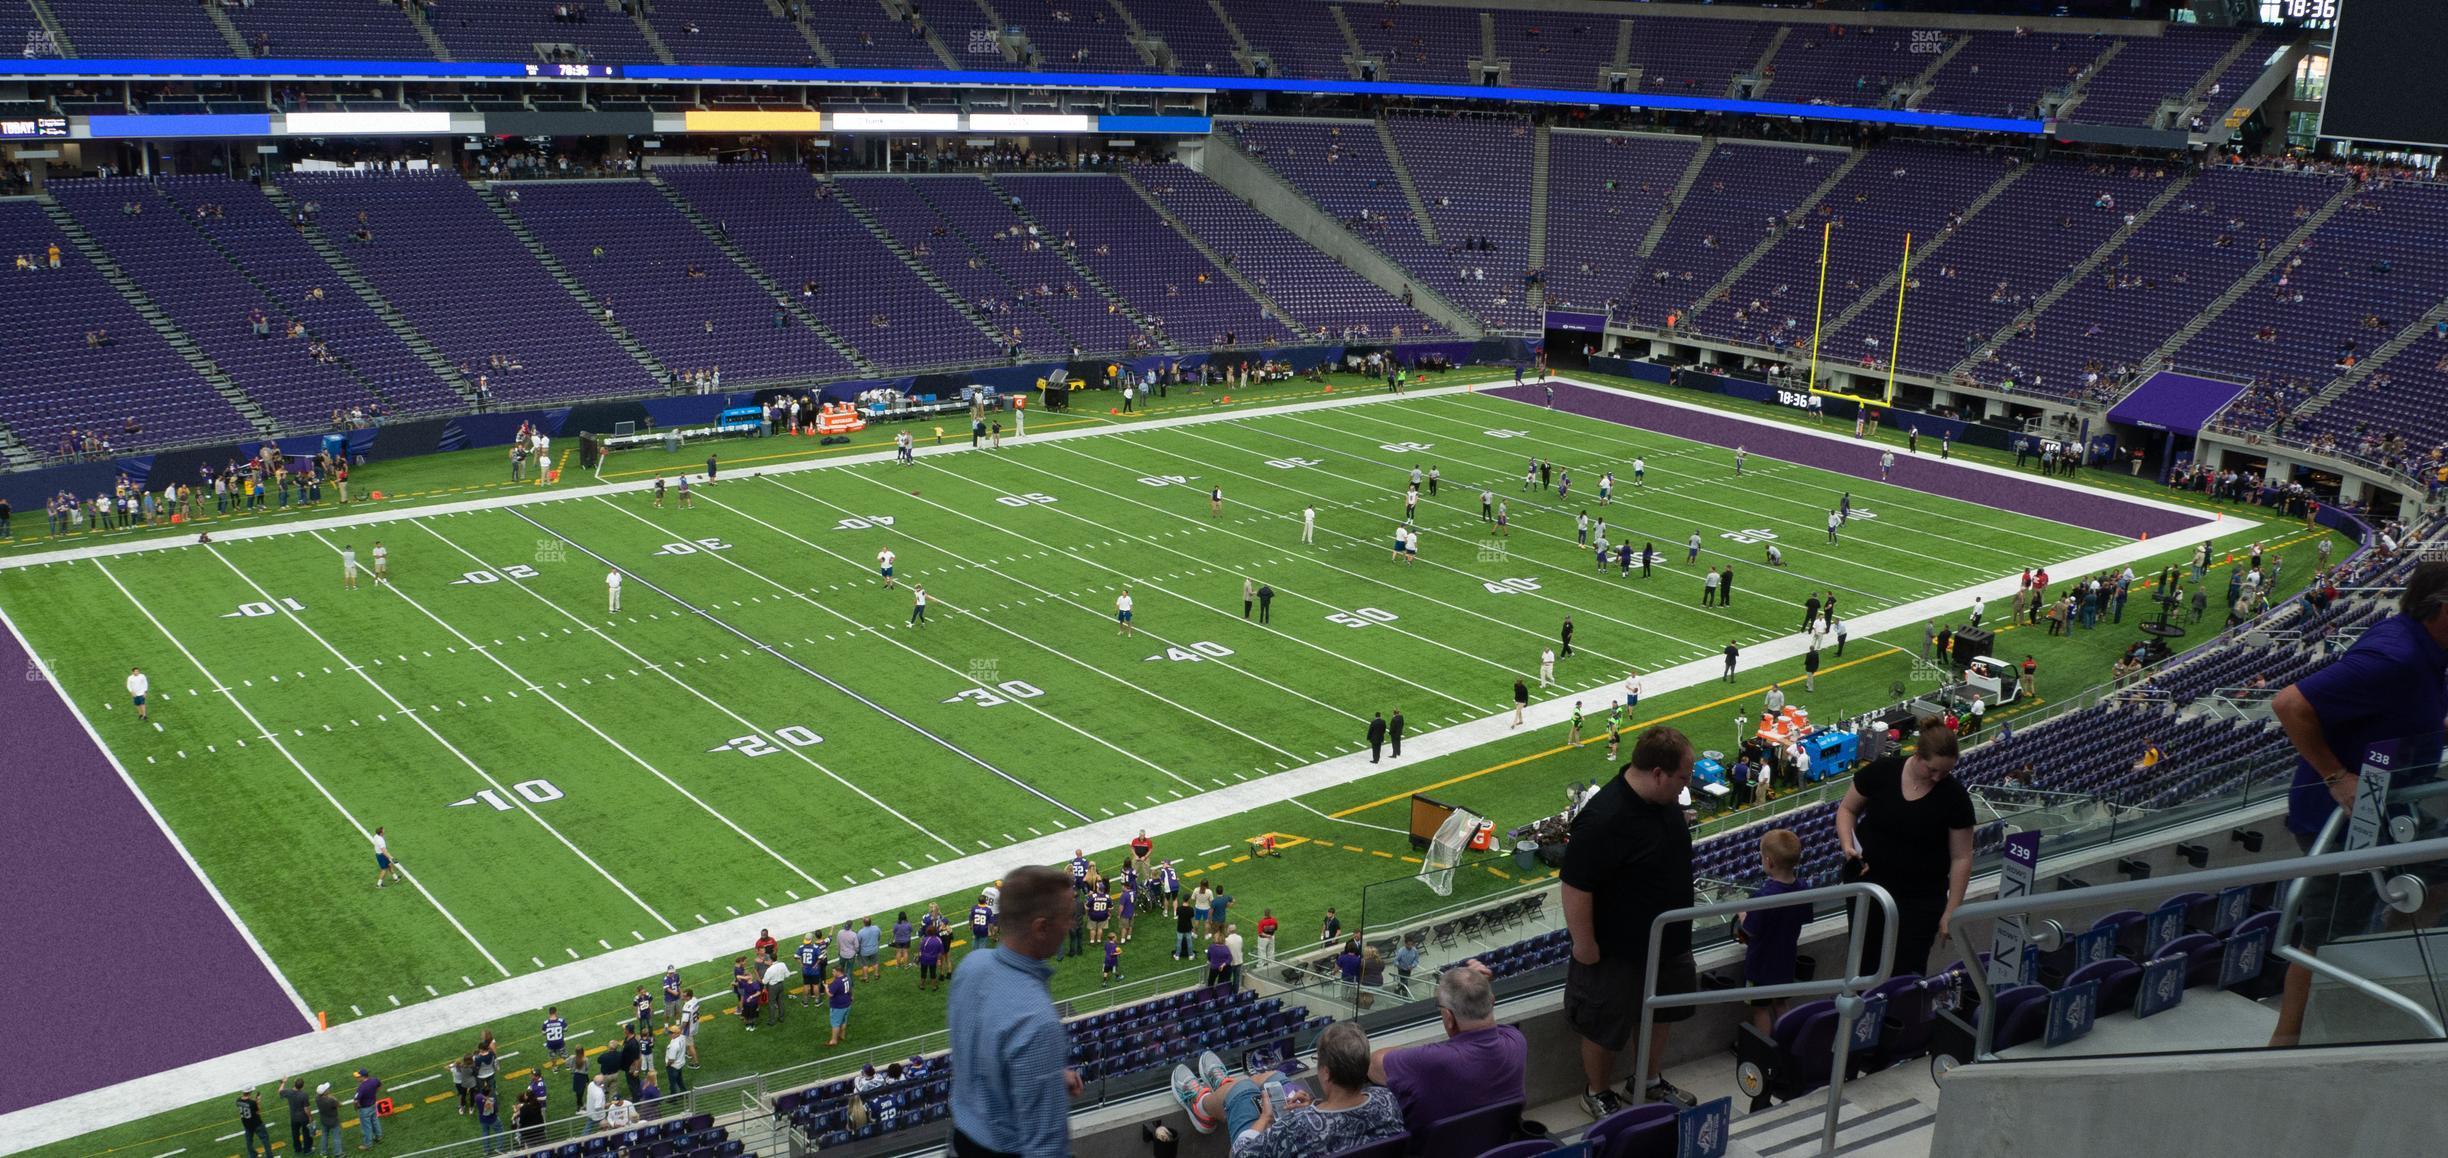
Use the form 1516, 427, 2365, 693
9, 378, 2351, 1158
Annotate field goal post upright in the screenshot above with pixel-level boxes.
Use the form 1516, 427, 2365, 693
1808, 230, 1912, 411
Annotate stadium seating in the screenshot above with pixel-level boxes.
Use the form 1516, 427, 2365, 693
994, 173, 1288, 350
227, 0, 434, 60
1127, 161, 1435, 338
1756, 24, 1905, 108
1619, 141, 1840, 330
423, 0, 658, 66
800, 0, 941, 70
275, 170, 661, 403
644, 0, 814, 68
1919, 31, 2107, 120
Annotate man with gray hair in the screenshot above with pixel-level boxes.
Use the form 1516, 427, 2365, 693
1172, 1021, 1404, 1156
1367, 959, 1527, 1132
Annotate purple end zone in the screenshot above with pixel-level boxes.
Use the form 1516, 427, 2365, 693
0, 622, 306, 1115
1491, 381, 2205, 541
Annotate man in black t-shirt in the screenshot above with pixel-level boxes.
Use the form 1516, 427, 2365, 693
1561, 727, 1700, 1117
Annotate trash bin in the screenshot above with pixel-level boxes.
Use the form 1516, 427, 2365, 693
1513, 840, 1540, 871
663, 431, 681, 454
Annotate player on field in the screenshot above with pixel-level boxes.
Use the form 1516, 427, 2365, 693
1392, 523, 1408, 563
1492, 500, 1510, 537
1618, 540, 1634, 578
1480, 488, 1494, 521
371, 541, 389, 585
1765, 543, 1785, 567
677, 475, 693, 508
372, 826, 402, 888
1301, 504, 1317, 544
878, 547, 897, 589
1826, 510, 1841, 544
909, 585, 928, 628
1633, 457, 1646, 486
1577, 510, 1591, 545
652, 477, 665, 508
1593, 515, 1607, 545
607, 569, 622, 612
1598, 472, 1613, 505
1404, 485, 1419, 521
342, 544, 360, 590
1117, 588, 1135, 635
1734, 446, 1748, 475
1426, 465, 1439, 496
127, 665, 148, 723
1604, 701, 1627, 759
1409, 464, 1423, 492
1208, 485, 1223, 519
1522, 461, 1536, 492
1839, 492, 1852, 522
1686, 530, 1702, 563
1404, 525, 1420, 564
1557, 468, 1571, 501
1538, 646, 1556, 688
1880, 450, 1895, 480
1593, 535, 1610, 574
1567, 701, 1584, 746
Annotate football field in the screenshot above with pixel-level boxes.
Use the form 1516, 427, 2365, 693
1, 382, 2210, 1083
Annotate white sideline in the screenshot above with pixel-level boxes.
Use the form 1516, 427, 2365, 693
0, 377, 2251, 1153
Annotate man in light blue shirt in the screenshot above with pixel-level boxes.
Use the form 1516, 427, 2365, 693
949, 865, 1079, 1157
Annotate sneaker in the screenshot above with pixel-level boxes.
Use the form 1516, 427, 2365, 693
1197, 1050, 1228, 1092
1580, 1087, 1623, 1120
1640, 1077, 1698, 1109
1168, 1065, 1216, 1134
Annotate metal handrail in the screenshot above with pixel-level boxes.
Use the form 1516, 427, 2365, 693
2269, 777, 2448, 1040
1943, 831, 2448, 1061
1631, 881, 1899, 1158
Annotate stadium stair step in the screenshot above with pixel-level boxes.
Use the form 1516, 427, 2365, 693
1119, 168, 1302, 339
965, 0, 1024, 66
763, 0, 835, 68
1611, 15, 1634, 74
201, 0, 251, 58
2051, 39, 2126, 123
1103, 0, 1159, 70
0, 416, 38, 470
1479, 8, 1496, 64
1525, 123, 1551, 278
879, 0, 963, 71
974, 173, 1180, 354
1373, 117, 1443, 248
1897, 31, 1971, 110
1202, 0, 1256, 72
401, 1, 453, 62
37, 194, 277, 436
22, 0, 74, 56
1945, 168, 2197, 384
1327, 2, 1365, 79
1683, 146, 1866, 325
472, 182, 676, 388
643, 171, 877, 378
2183, 30, 2268, 112
1640, 136, 1717, 259
1814, 161, 2032, 340
834, 176, 1022, 359
1742, 25, 1789, 101
2280, 295, 2448, 430
259, 183, 479, 408
2134, 178, 2357, 374
628, 5, 679, 66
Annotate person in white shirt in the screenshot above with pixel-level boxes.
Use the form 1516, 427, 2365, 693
370, 541, 389, 585
908, 585, 928, 628
663, 1024, 690, 1093
603, 1092, 635, 1131
1765, 543, 1785, 567
877, 547, 897, 589
1623, 670, 1642, 710
762, 957, 792, 1024
606, 569, 622, 612
372, 826, 402, 887
1764, 683, 1787, 714
1117, 589, 1135, 636
1576, 510, 1590, 545
583, 1076, 608, 1129
1403, 525, 1420, 564
1809, 619, 1829, 652
677, 990, 703, 1055
126, 665, 149, 722
1632, 457, 1646, 486
341, 544, 359, 591
1970, 594, 1986, 627
1686, 531, 1703, 564
1827, 510, 1842, 543
1880, 450, 1896, 480
1301, 505, 1316, 544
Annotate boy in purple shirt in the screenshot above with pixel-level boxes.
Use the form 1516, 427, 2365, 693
917, 929, 946, 992
1103, 938, 1123, 985
1739, 830, 1810, 1034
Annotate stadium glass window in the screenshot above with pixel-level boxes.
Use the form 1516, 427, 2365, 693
2290, 53, 2328, 103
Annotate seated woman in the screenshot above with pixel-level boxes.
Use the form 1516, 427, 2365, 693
1170, 1022, 1404, 1156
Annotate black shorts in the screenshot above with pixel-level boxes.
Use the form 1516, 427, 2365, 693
1565, 950, 1694, 1052
2290, 829, 2377, 951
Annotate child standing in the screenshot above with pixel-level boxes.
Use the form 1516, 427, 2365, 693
1739, 830, 1810, 1036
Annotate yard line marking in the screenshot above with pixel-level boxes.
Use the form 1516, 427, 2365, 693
555, 499, 1092, 826
388, 995, 401, 1006
72, 566, 505, 990
787, 890, 801, 900
598, 939, 613, 950
202, 545, 676, 935
408, 518, 925, 869
754, 478, 1309, 769
350, 1005, 363, 1017
633, 931, 646, 941
1199, 845, 1231, 856
392, 1073, 444, 1092
567, 948, 581, 959
897, 861, 913, 871
1105, 426, 1707, 658
318, 531, 830, 895
725, 905, 739, 916
532, 957, 546, 969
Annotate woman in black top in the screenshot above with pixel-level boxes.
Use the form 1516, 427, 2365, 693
1835, 725, 1975, 976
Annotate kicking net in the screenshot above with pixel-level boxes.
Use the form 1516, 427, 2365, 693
1416, 808, 1484, 897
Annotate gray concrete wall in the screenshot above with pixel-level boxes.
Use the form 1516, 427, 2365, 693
1193, 133, 1485, 339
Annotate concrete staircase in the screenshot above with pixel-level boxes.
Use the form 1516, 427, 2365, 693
0, 418, 37, 470
831, 178, 1016, 358
1640, 137, 1716, 258
1327, 3, 1365, 78
628, 5, 678, 65
1612, 16, 1634, 75
1744, 26, 1790, 99
875, 0, 960, 71
2137, 181, 2357, 371
1899, 32, 1970, 108
1198, 132, 1482, 338
471, 183, 674, 387
1104, 0, 1158, 69
1118, 170, 1296, 338
22, 0, 74, 56
643, 174, 874, 376
404, 2, 453, 61
2053, 39, 2125, 122
1374, 118, 1443, 247
1479, 10, 1496, 64
2285, 297, 2448, 427
980, 174, 1183, 354
1815, 162, 2030, 339
1526, 123, 1551, 293
259, 186, 478, 407
764, 0, 835, 66
1204, 0, 1257, 73
2185, 30, 2265, 113
1683, 147, 1864, 321
261, 185, 478, 406
37, 196, 276, 437
1947, 171, 2196, 380
967, 0, 1023, 65
203, 1, 253, 56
